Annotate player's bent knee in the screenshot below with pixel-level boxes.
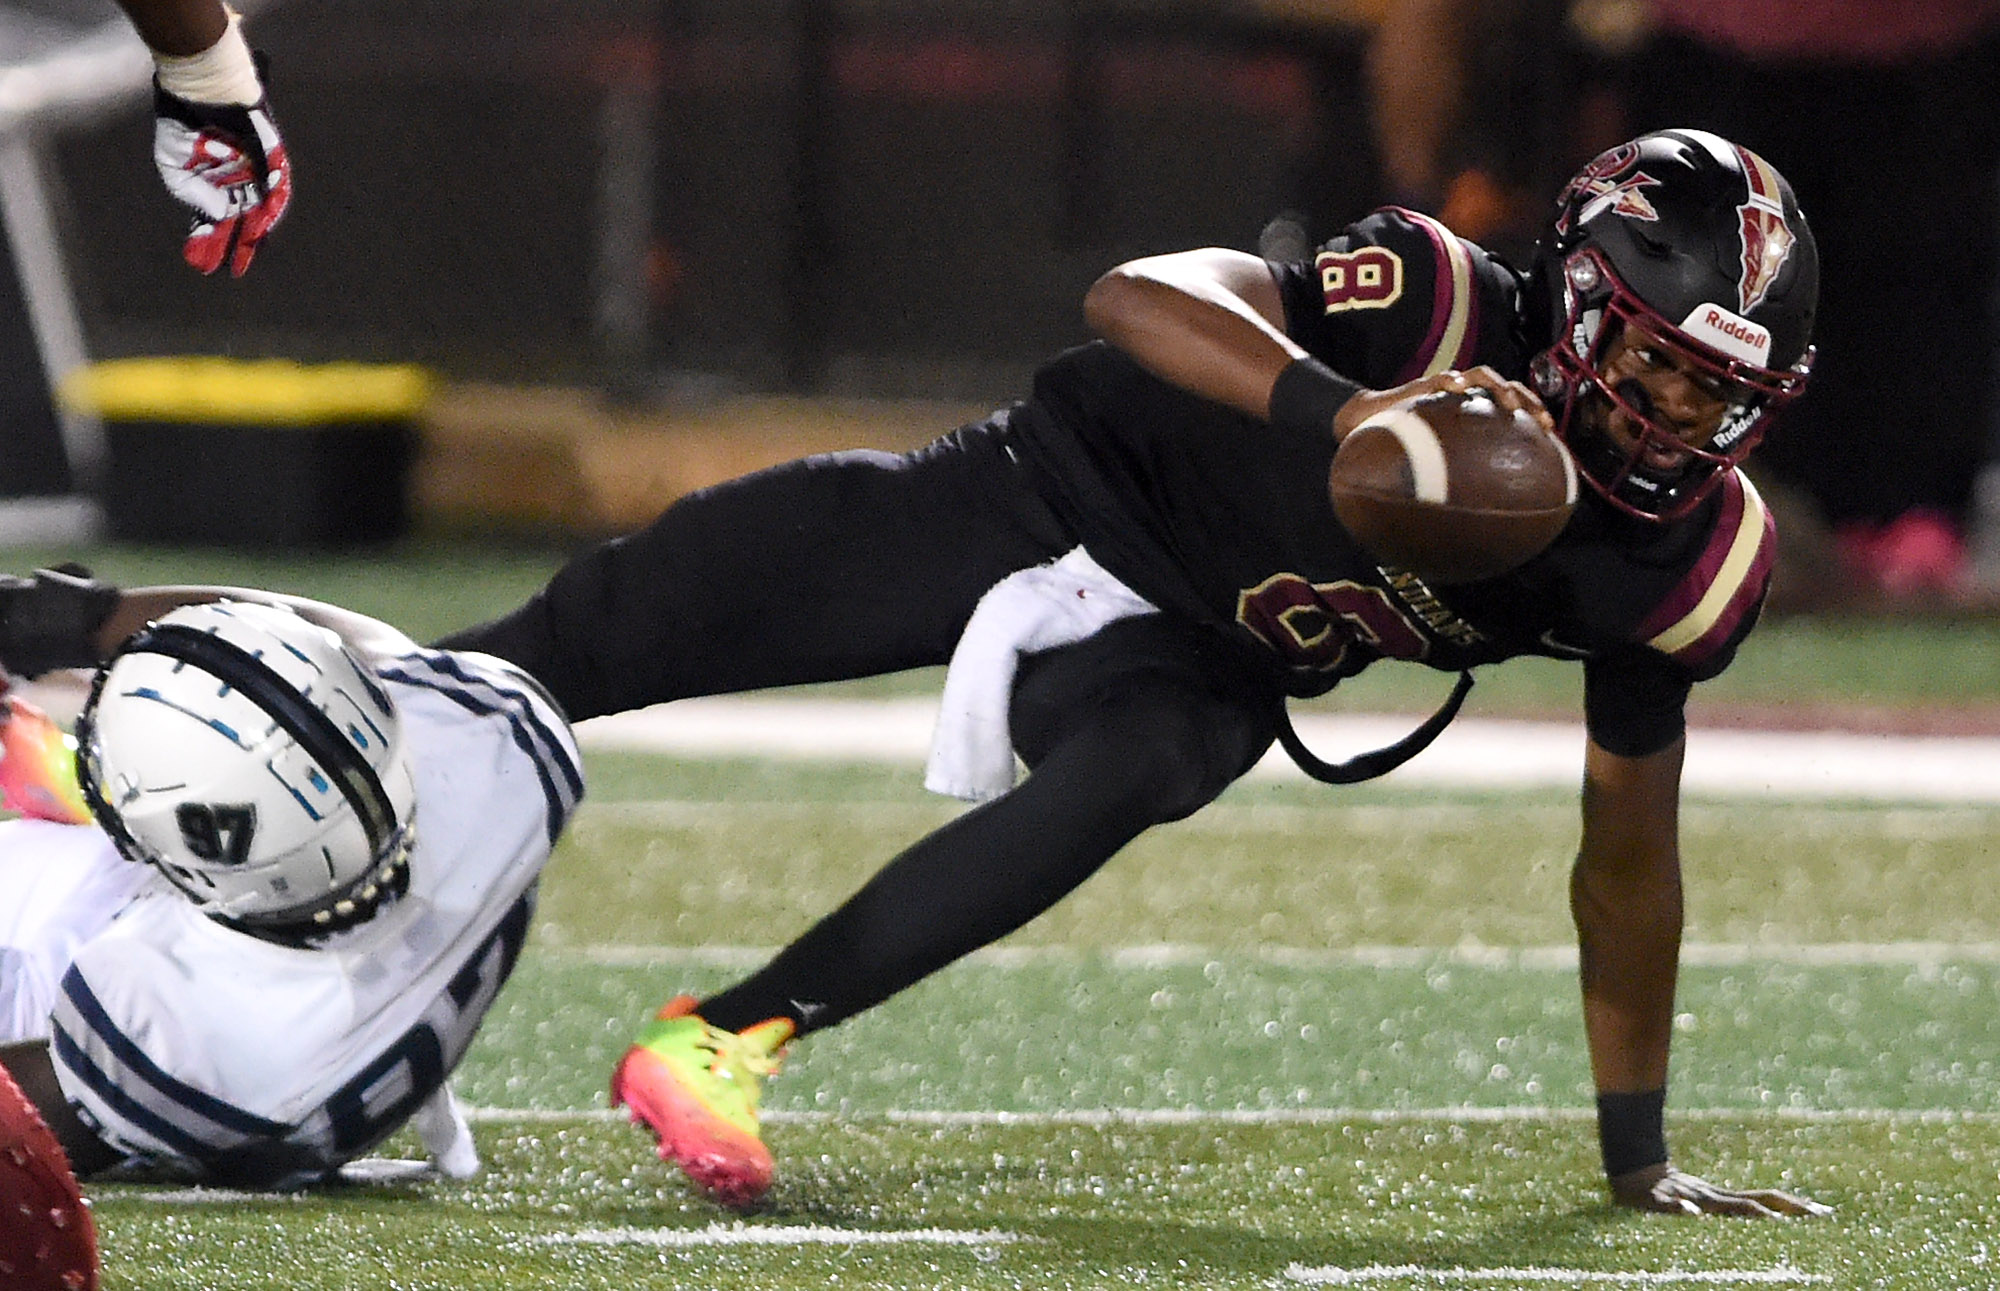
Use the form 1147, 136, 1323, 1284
1071, 690, 1270, 825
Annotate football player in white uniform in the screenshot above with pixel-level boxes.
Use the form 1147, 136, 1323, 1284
0, 584, 583, 1190
0, 697, 142, 1046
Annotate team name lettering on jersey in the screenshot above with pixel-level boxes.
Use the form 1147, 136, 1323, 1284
1379, 567, 1487, 648
1316, 247, 1404, 313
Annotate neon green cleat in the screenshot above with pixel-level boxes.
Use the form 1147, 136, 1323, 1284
0, 697, 90, 824
610, 995, 795, 1209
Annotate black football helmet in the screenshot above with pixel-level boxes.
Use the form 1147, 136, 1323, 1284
1530, 129, 1818, 520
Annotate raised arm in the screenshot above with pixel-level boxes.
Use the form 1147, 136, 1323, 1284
1082, 248, 1304, 419
114, 0, 229, 55
1573, 735, 1828, 1217
117, 0, 291, 276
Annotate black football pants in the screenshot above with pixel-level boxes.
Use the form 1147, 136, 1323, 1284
437, 416, 1280, 1037
437, 419, 1066, 717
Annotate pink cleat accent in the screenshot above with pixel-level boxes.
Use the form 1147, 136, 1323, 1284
610, 995, 793, 1209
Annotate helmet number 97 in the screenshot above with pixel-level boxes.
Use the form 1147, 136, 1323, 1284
176, 803, 258, 866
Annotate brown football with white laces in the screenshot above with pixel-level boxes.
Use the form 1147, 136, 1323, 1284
1329, 388, 1579, 584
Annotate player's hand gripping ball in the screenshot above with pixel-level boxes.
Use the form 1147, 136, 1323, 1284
1329, 387, 1578, 584
0, 1066, 97, 1290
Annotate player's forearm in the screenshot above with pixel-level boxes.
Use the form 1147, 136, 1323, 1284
1571, 764, 1684, 1090
0, 574, 407, 679
115, 0, 229, 57
1573, 838, 1682, 1179
1572, 736, 1687, 1178
91, 586, 226, 656
1084, 249, 1306, 420
96, 586, 414, 662
1574, 893, 1680, 1093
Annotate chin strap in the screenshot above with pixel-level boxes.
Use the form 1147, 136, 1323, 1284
1275, 670, 1475, 785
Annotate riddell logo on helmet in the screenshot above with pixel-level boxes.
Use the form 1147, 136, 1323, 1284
1681, 305, 1771, 365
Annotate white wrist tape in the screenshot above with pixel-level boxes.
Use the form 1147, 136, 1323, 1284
153, 8, 263, 107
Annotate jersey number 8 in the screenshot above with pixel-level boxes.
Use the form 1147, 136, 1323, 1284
1316, 247, 1404, 313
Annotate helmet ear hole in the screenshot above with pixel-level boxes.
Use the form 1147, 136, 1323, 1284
75, 601, 416, 936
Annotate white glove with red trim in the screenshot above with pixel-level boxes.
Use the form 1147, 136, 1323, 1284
149, 10, 291, 277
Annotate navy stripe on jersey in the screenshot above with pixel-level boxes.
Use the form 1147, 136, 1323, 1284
379, 650, 584, 844
385, 649, 579, 792
55, 970, 290, 1146
50, 1025, 223, 1161
387, 650, 583, 816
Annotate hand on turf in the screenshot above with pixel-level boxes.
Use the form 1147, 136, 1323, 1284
153, 79, 291, 277
1332, 365, 1554, 442
1610, 1163, 1832, 1219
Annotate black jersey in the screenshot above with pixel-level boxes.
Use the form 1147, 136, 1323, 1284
1009, 207, 1775, 756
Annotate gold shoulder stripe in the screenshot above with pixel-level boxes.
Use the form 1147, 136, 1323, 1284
1400, 210, 1475, 375
1646, 472, 1769, 657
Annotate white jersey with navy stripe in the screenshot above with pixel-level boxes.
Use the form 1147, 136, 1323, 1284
48, 648, 583, 1189
0, 821, 152, 1045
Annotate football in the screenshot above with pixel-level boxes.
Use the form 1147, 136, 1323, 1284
1329, 388, 1578, 584
0, 1065, 97, 1291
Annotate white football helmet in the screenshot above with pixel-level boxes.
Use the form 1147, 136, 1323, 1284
75, 600, 417, 937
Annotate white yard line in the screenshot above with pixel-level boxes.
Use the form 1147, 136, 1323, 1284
122, 1187, 314, 1204
576, 698, 2000, 803
580, 797, 2000, 839
466, 1106, 2000, 1126
527, 1224, 1026, 1248
541, 940, 2000, 969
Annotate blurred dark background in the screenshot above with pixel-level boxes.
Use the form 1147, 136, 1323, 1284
44, 0, 1390, 399
7, 0, 2000, 612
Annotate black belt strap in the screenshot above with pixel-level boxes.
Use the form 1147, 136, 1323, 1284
1275, 670, 1475, 785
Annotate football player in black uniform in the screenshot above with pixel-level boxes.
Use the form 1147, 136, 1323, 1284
433, 129, 1824, 1217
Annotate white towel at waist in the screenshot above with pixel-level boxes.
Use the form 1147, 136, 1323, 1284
925, 546, 1158, 802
